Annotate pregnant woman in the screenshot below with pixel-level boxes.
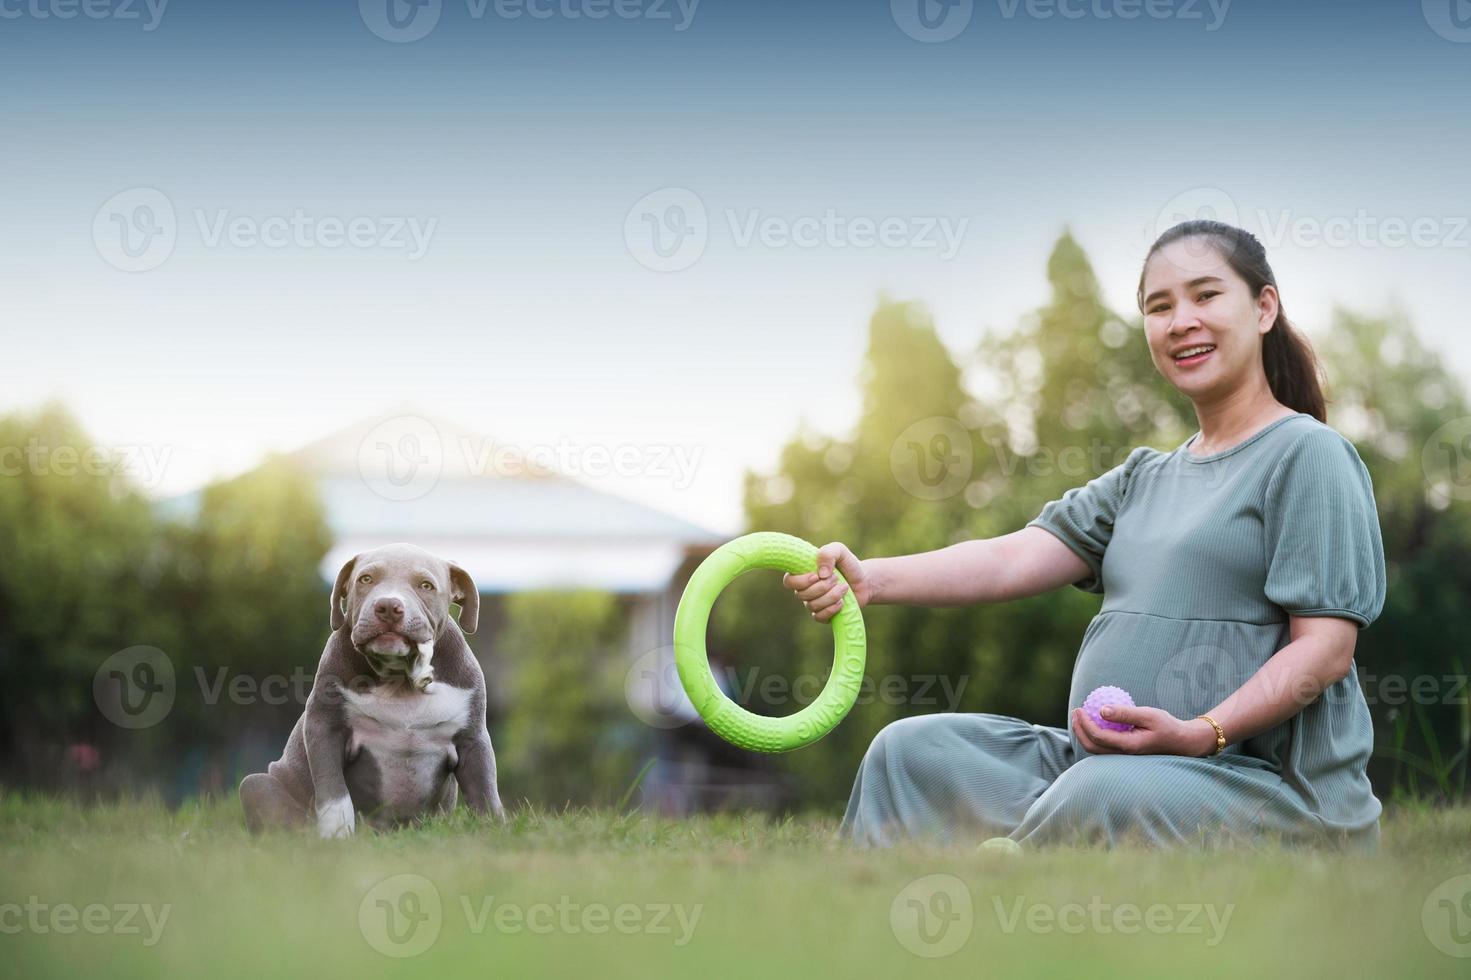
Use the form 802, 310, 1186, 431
786, 219, 1387, 850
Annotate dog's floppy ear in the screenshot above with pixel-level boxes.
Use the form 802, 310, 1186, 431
330, 554, 359, 631
448, 561, 479, 634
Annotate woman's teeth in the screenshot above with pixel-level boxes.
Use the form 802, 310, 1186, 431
1174, 345, 1215, 363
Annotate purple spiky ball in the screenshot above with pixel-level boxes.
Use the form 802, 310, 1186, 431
1083, 685, 1135, 732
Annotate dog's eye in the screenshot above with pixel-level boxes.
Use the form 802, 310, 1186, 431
358, 574, 372, 585
419, 580, 435, 591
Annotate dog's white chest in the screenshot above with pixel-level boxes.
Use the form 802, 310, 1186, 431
342, 682, 473, 759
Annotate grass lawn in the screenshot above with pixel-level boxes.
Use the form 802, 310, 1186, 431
2, 792, 1468, 978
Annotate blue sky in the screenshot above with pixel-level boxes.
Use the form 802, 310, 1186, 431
3, 0, 1468, 531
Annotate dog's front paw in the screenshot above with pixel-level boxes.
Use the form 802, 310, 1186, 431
315, 796, 356, 839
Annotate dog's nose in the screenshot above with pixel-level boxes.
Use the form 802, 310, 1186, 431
373, 597, 405, 624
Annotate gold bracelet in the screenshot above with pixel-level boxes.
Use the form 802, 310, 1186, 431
1196, 714, 1226, 757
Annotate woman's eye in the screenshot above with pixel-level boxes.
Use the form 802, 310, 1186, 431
1197, 290, 1219, 301
358, 574, 372, 585
1148, 304, 1168, 314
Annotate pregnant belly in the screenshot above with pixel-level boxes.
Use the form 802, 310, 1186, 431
1068, 610, 1289, 734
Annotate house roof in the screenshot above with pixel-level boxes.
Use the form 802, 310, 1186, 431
162, 410, 727, 594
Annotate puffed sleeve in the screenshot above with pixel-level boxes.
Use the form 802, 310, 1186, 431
1262, 428, 1387, 628
1025, 446, 1153, 594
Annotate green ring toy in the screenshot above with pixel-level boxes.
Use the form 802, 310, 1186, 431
673, 531, 867, 753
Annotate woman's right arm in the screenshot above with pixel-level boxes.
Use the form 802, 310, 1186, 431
784, 526, 1093, 622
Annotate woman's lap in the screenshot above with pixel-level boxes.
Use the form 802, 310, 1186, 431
839, 711, 1364, 850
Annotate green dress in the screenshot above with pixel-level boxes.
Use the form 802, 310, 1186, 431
839, 412, 1388, 849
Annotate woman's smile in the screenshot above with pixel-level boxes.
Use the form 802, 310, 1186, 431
1172, 345, 1216, 369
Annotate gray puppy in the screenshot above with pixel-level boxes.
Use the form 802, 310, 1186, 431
240, 543, 506, 836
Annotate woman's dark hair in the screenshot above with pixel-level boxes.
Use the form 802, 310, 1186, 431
1137, 220, 1327, 423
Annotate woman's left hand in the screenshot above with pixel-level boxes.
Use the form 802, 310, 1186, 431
1072, 704, 1215, 757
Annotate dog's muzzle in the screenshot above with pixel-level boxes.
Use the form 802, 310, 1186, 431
352, 616, 436, 690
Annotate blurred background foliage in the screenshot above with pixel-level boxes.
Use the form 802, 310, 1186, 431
2, 232, 1466, 810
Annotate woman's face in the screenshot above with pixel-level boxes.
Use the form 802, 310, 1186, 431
1140, 238, 1277, 402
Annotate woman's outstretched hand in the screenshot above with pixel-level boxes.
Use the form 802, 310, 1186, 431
1072, 704, 1219, 757
782, 541, 872, 623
